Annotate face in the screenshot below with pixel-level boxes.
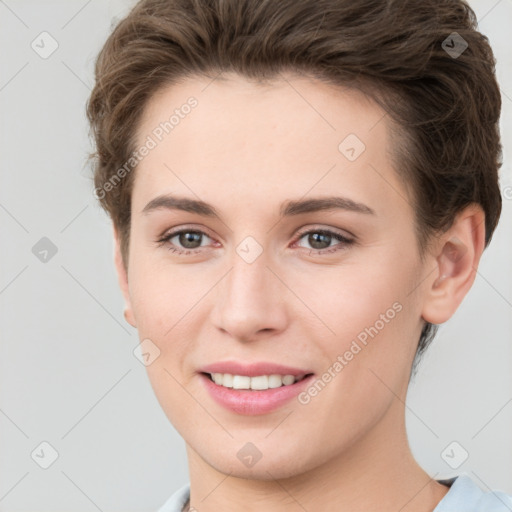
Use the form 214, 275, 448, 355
120, 72, 432, 479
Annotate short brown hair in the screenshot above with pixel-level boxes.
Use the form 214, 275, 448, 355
86, 0, 503, 369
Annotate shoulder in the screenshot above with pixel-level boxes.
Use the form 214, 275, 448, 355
156, 483, 190, 512
154, 477, 512, 512
434, 473, 512, 512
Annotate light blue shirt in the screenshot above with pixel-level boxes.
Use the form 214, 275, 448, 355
157, 473, 512, 512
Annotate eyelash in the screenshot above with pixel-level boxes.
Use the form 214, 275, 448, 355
156, 226, 355, 256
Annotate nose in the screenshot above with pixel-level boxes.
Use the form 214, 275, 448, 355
211, 249, 288, 342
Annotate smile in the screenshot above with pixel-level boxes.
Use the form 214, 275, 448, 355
206, 372, 309, 390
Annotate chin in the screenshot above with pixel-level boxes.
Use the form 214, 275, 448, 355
194, 441, 315, 481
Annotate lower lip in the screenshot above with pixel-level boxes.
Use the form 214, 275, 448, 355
199, 373, 315, 415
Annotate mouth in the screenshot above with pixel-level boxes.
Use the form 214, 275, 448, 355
199, 371, 316, 415
201, 371, 313, 390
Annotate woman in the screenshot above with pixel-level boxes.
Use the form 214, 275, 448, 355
86, 0, 512, 510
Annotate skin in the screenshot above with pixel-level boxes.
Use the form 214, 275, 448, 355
113, 72, 485, 511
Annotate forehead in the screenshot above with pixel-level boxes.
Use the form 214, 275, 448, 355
132, 72, 409, 221
137, 71, 386, 153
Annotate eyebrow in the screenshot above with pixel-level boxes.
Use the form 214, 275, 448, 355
141, 194, 376, 218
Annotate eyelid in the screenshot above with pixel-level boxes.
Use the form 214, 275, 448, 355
158, 224, 217, 241
293, 224, 355, 241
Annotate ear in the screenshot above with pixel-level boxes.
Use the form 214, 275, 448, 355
421, 204, 486, 325
112, 224, 137, 328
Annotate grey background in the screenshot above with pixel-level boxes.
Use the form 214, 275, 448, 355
0, 0, 511, 510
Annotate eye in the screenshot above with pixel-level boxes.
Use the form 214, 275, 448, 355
157, 228, 215, 254
293, 228, 354, 253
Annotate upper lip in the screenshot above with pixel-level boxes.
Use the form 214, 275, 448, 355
200, 361, 314, 377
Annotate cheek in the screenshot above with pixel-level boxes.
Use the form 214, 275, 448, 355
127, 260, 204, 425
296, 254, 420, 392
297, 256, 411, 338
293, 266, 416, 448
128, 253, 206, 332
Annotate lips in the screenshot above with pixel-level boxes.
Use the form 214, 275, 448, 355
199, 361, 312, 377
198, 360, 316, 415
200, 372, 316, 415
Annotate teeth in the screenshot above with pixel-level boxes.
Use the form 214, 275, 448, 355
209, 373, 304, 390
233, 375, 250, 389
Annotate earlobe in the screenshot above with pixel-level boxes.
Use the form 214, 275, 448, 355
421, 204, 485, 325
112, 225, 137, 328
123, 308, 134, 325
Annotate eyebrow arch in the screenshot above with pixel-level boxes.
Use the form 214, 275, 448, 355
280, 196, 375, 216
141, 194, 376, 218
